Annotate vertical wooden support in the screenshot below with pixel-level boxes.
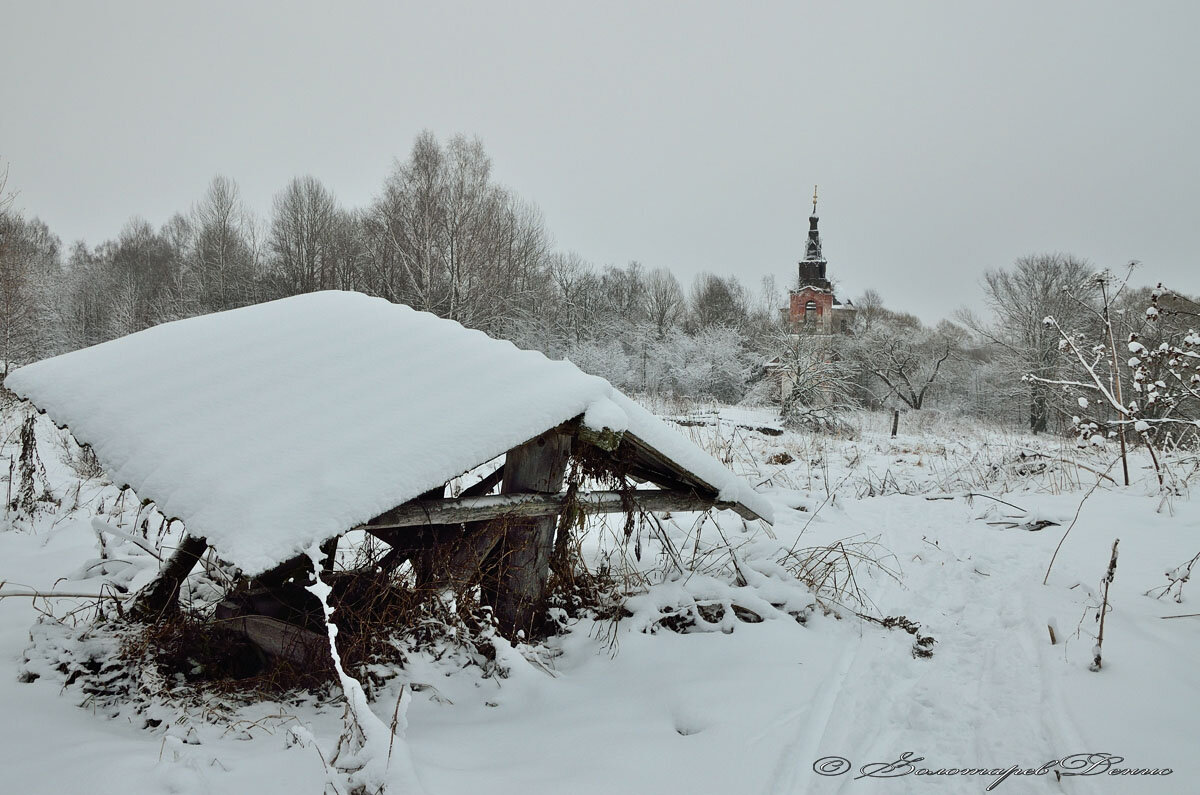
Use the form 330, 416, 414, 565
490, 430, 571, 638
891, 409, 900, 438
129, 534, 208, 621
409, 483, 447, 587
319, 536, 339, 576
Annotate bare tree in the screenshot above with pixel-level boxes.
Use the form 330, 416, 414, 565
269, 175, 340, 294
546, 251, 605, 347
598, 262, 648, 323
152, 213, 201, 323
645, 267, 684, 339
192, 175, 257, 312
107, 217, 173, 333
0, 164, 27, 375
0, 167, 64, 373
855, 288, 885, 333
688, 272, 748, 331
853, 315, 956, 410
366, 132, 551, 334
960, 253, 1096, 433
1029, 270, 1200, 488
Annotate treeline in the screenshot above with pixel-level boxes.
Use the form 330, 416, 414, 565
0, 133, 788, 404
1, 135, 1196, 437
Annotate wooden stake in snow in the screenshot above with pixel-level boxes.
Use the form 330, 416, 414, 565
1089, 538, 1119, 672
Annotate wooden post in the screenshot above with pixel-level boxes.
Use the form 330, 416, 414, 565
408, 484, 448, 587
891, 409, 900, 438
490, 430, 571, 638
129, 534, 208, 621
319, 536, 338, 576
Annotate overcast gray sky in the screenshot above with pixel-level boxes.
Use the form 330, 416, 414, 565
3, 1, 1196, 323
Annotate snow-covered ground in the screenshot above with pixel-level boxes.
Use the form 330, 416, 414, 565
2, 402, 1195, 793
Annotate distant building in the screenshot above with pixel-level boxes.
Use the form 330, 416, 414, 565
783, 187, 855, 334
768, 188, 856, 408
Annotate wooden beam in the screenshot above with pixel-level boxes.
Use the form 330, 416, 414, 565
621, 431, 764, 521
253, 551, 319, 588
128, 534, 208, 621
355, 489, 735, 531
362, 467, 502, 532
458, 465, 504, 499
491, 430, 572, 638
621, 431, 717, 493
577, 423, 624, 452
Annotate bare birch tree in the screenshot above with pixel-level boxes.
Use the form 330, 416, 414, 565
960, 253, 1096, 433
269, 175, 340, 294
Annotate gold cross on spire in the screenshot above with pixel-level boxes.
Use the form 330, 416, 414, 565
812, 184, 819, 215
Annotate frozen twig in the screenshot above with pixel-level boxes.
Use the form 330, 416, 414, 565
1089, 538, 1119, 672
1043, 456, 1120, 585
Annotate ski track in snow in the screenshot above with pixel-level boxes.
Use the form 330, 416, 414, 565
768, 498, 1097, 795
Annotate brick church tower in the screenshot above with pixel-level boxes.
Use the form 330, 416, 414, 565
785, 186, 852, 333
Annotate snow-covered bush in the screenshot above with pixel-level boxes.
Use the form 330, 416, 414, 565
7, 410, 57, 524
1027, 270, 1200, 491
646, 327, 752, 404
766, 331, 858, 433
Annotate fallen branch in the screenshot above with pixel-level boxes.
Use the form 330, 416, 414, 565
925, 492, 1028, 513
663, 416, 784, 437
1014, 453, 1118, 485
0, 589, 130, 600
92, 518, 163, 561
1044, 456, 1120, 585
1063, 460, 1118, 485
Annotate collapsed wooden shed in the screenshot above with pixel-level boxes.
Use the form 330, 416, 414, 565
5, 292, 772, 653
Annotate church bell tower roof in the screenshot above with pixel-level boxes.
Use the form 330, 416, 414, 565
798, 184, 830, 289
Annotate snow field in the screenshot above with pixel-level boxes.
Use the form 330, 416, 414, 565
1, 403, 1196, 793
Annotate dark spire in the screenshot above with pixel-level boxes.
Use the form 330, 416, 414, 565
798, 184, 830, 289
803, 184, 825, 264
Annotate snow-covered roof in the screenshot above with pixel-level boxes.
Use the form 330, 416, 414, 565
6, 292, 771, 574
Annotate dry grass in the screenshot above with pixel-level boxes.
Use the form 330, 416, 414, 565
777, 536, 901, 615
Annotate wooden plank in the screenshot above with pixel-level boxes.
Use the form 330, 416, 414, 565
318, 536, 338, 575
354, 489, 734, 531
504, 432, 571, 494
621, 431, 764, 521
621, 431, 720, 495
360, 412, 763, 538
220, 614, 329, 667
426, 521, 507, 589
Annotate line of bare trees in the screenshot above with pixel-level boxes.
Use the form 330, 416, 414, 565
2, 141, 1194, 437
